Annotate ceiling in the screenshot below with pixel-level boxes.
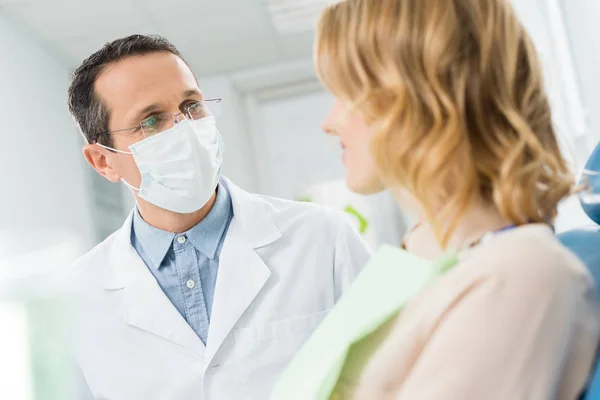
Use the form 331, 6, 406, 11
0, 0, 331, 76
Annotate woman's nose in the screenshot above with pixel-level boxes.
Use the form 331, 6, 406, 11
322, 105, 340, 136
322, 121, 338, 136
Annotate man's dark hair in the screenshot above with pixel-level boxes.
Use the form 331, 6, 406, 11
67, 34, 184, 146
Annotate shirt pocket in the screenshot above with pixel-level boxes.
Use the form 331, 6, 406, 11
233, 309, 331, 343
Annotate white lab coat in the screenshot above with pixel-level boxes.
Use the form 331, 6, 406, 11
72, 178, 372, 400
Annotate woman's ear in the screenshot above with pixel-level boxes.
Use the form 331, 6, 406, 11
83, 144, 121, 183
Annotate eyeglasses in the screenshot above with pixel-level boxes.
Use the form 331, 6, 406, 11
93, 98, 222, 141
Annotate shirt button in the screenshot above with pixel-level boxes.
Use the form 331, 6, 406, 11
177, 236, 186, 244
186, 279, 196, 289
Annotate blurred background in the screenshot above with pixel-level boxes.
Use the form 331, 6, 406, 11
0, 0, 599, 398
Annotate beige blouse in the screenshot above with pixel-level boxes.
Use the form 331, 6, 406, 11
333, 224, 600, 399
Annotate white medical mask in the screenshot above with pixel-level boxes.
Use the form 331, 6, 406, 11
99, 117, 223, 214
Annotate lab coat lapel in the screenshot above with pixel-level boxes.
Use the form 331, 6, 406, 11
104, 213, 206, 357
205, 179, 282, 362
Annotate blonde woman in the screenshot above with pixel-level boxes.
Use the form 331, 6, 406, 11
312, 0, 600, 398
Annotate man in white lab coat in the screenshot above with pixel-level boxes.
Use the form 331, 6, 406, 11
66, 34, 371, 399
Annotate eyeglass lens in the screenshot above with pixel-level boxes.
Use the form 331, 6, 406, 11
140, 99, 222, 137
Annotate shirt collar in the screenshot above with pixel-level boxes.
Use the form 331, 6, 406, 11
185, 183, 232, 260
131, 183, 233, 270
132, 208, 174, 270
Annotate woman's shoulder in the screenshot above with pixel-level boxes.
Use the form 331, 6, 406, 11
462, 224, 593, 290
404, 223, 596, 323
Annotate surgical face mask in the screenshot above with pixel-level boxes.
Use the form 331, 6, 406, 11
99, 117, 223, 214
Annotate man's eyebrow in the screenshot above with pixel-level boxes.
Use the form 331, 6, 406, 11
127, 90, 202, 125
131, 103, 161, 123
183, 89, 203, 98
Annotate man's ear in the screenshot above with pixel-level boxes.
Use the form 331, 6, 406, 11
83, 144, 121, 183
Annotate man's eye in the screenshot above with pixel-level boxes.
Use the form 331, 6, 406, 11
146, 116, 159, 126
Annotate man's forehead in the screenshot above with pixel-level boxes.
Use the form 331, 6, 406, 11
94, 52, 199, 120
98, 53, 196, 92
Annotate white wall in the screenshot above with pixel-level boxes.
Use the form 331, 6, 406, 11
561, 0, 600, 148
0, 14, 96, 255
253, 91, 342, 199
552, 0, 600, 232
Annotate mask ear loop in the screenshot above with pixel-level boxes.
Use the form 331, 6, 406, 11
95, 143, 133, 155
120, 178, 140, 192
93, 143, 139, 190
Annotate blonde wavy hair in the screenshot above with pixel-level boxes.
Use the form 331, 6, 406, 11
316, 0, 574, 247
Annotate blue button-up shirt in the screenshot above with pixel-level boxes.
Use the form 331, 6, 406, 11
131, 184, 233, 344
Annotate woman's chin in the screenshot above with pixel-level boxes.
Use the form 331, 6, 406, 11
345, 174, 385, 195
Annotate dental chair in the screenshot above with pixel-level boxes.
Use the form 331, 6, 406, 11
558, 143, 600, 400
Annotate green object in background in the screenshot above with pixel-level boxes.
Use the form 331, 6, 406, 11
295, 196, 369, 234
344, 205, 369, 234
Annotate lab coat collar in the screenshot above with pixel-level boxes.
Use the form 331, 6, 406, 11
205, 177, 282, 362
104, 213, 206, 357
219, 177, 282, 248
103, 214, 134, 291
